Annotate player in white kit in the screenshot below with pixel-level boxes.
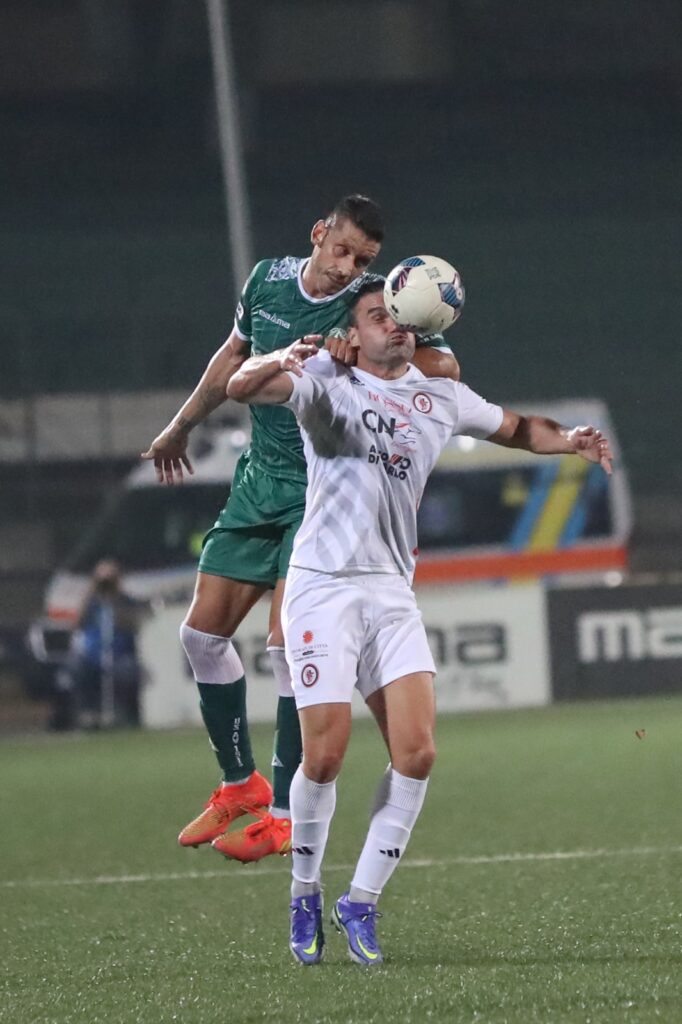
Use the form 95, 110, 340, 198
227, 279, 613, 966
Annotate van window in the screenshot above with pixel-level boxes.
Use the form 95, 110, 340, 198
417, 463, 611, 550
69, 484, 227, 572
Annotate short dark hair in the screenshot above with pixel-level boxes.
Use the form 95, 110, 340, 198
348, 277, 385, 326
326, 194, 384, 243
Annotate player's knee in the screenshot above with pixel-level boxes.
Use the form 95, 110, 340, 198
179, 623, 244, 685
302, 749, 344, 784
400, 739, 436, 780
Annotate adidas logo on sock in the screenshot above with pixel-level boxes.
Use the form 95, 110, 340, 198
379, 847, 401, 859
293, 845, 314, 856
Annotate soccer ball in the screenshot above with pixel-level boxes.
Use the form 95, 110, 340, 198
383, 255, 465, 333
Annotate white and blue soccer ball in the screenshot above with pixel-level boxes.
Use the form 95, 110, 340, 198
383, 255, 465, 333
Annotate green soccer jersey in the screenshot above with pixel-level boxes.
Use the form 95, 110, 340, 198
233, 255, 454, 484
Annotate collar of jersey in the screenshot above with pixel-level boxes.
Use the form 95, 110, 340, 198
297, 258, 357, 305
350, 364, 419, 387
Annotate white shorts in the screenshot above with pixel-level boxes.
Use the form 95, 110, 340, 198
282, 566, 436, 709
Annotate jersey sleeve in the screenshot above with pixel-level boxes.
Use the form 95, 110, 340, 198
454, 382, 504, 439
233, 260, 271, 342
415, 331, 457, 356
283, 351, 341, 417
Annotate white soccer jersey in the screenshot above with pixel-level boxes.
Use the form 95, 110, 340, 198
284, 352, 503, 582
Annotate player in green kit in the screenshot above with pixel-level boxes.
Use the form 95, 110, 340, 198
142, 195, 460, 862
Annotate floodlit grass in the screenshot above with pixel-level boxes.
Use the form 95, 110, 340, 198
1, 697, 681, 1024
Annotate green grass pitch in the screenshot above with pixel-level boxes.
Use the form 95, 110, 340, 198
1, 697, 681, 1023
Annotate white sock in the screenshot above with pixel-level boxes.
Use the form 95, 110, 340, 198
266, 645, 293, 698
268, 646, 296, 819
290, 766, 336, 898
179, 623, 244, 684
350, 767, 428, 901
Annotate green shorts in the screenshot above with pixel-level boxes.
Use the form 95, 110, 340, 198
198, 452, 306, 588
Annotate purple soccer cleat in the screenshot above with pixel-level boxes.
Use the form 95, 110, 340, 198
331, 892, 384, 966
290, 892, 325, 965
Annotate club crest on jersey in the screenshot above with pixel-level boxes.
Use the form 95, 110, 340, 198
413, 392, 433, 414
301, 664, 319, 687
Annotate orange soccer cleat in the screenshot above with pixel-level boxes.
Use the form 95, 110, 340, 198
212, 812, 292, 863
177, 770, 273, 847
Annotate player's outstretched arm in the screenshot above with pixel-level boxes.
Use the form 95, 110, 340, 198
411, 347, 460, 381
227, 337, 320, 406
141, 329, 250, 485
489, 410, 613, 475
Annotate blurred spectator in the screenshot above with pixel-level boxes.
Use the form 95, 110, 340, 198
70, 560, 146, 729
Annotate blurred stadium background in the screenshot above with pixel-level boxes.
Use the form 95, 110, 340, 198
1, 1, 681, 724
1, 3, 681, 1019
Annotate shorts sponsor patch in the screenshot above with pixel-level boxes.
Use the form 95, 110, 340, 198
291, 640, 328, 664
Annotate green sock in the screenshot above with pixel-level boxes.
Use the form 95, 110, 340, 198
197, 678, 255, 783
271, 696, 302, 811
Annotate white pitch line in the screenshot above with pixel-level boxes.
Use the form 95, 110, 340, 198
2, 845, 681, 891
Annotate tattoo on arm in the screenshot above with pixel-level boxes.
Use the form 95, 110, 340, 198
197, 384, 224, 416
168, 415, 195, 441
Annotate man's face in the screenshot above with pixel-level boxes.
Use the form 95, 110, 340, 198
308, 217, 381, 296
349, 291, 416, 370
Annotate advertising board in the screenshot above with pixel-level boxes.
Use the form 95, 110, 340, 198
548, 582, 682, 700
140, 582, 550, 728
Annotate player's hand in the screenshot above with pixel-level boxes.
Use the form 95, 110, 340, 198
567, 426, 613, 475
324, 335, 357, 366
141, 431, 194, 485
278, 336, 321, 377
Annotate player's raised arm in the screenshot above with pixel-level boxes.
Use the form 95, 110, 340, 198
140, 327, 251, 485
227, 337, 321, 406
489, 410, 613, 475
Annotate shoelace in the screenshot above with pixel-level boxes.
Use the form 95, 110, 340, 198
349, 907, 383, 951
244, 812, 276, 838
290, 900, 319, 943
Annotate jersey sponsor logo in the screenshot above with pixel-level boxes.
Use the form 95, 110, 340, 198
362, 408, 397, 437
413, 392, 433, 414
301, 663, 319, 687
303, 630, 314, 644
257, 309, 292, 330
362, 408, 421, 451
392, 421, 421, 451
368, 390, 412, 417
368, 444, 411, 480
